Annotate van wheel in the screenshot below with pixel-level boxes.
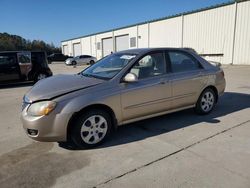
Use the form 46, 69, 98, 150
34, 73, 47, 82
195, 88, 216, 115
71, 110, 112, 148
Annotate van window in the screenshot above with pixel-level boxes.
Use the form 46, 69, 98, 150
17, 52, 31, 64
0, 55, 15, 65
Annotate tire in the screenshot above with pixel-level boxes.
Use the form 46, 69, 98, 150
72, 61, 77, 65
70, 109, 112, 148
90, 60, 95, 65
34, 73, 47, 82
195, 88, 216, 115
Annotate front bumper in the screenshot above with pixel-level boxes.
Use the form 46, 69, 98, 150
21, 105, 71, 142
65, 60, 72, 65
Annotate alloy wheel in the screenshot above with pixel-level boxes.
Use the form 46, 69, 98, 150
80, 115, 108, 144
201, 91, 215, 112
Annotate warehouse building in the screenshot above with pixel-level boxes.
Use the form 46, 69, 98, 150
61, 0, 250, 65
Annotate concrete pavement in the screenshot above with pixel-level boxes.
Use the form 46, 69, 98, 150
0, 64, 249, 188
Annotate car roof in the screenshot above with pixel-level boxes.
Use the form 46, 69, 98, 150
116, 48, 194, 55
0, 51, 45, 54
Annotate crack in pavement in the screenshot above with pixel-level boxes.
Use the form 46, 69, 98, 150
94, 119, 250, 188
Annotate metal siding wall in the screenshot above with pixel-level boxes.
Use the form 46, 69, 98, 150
149, 17, 182, 47
62, 1, 250, 64
183, 4, 235, 64
233, 1, 250, 65
91, 36, 96, 57
138, 24, 149, 48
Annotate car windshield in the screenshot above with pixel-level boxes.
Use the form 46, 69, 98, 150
81, 53, 137, 80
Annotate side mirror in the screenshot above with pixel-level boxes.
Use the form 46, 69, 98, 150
123, 73, 138, 83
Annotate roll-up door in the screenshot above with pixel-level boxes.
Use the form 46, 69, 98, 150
115, 35, 129, 52
102, 38, 113, 57
73, 43, 81, 57
63, 45, 68, 55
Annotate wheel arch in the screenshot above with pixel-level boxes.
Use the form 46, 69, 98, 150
66, 103, 117, 141
201, 85, 219, 103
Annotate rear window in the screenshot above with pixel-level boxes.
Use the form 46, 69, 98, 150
17, 52, 31, 64
31, 52, 48, 68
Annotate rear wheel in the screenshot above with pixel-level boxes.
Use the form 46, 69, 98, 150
70, 110, 112, 148
72, 61, 77, 65
90, 60, 95, 65
195, 88, 216, 115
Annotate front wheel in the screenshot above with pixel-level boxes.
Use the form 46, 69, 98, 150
89, 60, 95, 65
70, 110, 112, 148
195, 88, 216, 115
34, 73, 47, 82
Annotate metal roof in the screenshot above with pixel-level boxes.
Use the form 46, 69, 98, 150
61, 0, 243, 43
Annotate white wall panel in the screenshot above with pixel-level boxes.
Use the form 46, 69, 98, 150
149, 17, 182, 48
183, 4, 235, 64
138, 24, 149, 48
91, 36, 96, 57
233, 1, 250, 65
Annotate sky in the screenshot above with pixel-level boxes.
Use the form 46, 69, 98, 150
1, 0, 232, 47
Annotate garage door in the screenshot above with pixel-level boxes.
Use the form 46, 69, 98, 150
63, 45, 68, 55
115, 35, 129, 52
102, 38, 113, 57
73, 43, 81, 57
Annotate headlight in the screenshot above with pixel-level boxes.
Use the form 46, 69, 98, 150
27, 101, 56, 116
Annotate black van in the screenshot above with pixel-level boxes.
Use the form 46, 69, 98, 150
0, 51, 52, 84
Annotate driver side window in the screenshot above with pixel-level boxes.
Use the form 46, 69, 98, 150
130, 52, 166, 79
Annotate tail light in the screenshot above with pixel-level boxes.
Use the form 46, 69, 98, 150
220, 70, 224, 77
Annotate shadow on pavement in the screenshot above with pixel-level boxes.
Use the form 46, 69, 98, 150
59, 92, 250, 150
0, 81, 33, 89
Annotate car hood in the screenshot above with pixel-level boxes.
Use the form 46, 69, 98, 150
25, 74, 105, 102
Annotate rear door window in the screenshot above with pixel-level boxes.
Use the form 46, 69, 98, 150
168, 51, 202, 73
17, 52, 31, 64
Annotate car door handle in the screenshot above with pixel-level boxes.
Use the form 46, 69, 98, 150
158, 80, 169, 85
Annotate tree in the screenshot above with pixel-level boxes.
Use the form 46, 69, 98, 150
0, 32, 61, 55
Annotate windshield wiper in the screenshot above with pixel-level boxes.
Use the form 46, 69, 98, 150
82, 73, 109, 80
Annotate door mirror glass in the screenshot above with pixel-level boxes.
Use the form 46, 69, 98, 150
123, 73, 138, 83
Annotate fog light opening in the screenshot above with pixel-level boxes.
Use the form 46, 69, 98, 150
27, 129, 38, 136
